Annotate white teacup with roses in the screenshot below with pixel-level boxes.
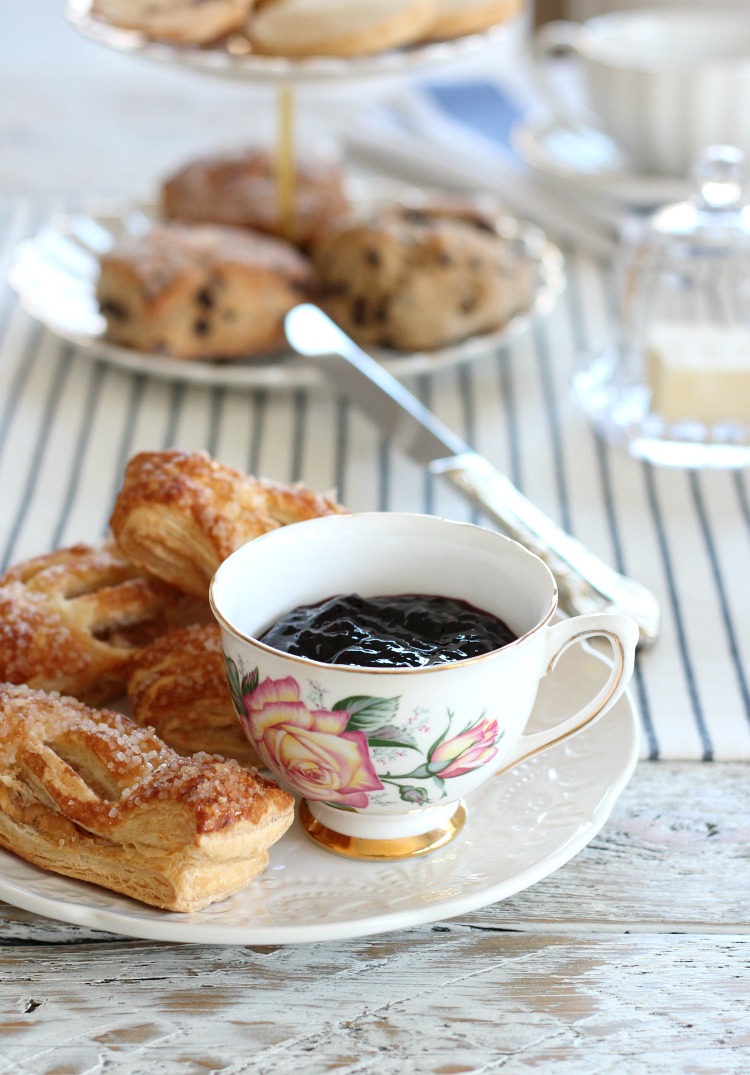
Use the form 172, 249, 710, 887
210, 513, 638, 860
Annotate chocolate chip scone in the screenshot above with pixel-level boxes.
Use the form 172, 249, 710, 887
313, 201, 534, 352
96, 222, 313, 361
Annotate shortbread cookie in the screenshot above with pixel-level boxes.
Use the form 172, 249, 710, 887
95, 222, 313, 361
0, 684, 294, 911
91, 0, 253, 44
0, 543, 200, 706
423, 0, 521, 41
128, 624, 262, 766
162, 147, 351, 252
313, 199, 534, 351
247, 0, 437, 57
110, 449, 345, 598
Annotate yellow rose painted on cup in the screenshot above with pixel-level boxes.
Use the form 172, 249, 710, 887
226, 659, 503, 812
239, 674, 384, 808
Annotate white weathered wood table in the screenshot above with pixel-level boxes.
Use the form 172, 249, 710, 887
2, 761, 748, 1073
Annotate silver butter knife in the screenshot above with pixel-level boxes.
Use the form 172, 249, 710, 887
285, 304, 661, 648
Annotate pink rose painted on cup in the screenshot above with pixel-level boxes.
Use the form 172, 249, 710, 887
428, 716, 500, 779
242, 675, 384, 808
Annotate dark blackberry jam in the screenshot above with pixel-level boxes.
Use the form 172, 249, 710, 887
258, 593, 517, 668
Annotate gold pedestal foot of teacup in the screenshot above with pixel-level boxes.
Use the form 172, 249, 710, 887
299, 800, 467, 861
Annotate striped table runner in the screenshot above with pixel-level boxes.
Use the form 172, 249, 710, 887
1, 195, 749, 761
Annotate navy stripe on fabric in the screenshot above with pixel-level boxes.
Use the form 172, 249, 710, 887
458, 365, 479, 525
415, 374, 435, 516
104, 373, 146, 532
207, 387, 225, 458
533, 322, 571, 534
690, 471, 750, 732
495, 345, 522, 490
0, 324, 45, 461
593, 438, 659, 758
378, 437, 390, 512
247, 390, 267, 476
290, 388, 307, 483
334, 397, 348, 505
734, 470, 750, 536
643, 463, 713, 760
51, 362, 105, 551
162, 382, 185, 449
1, 346, 73, 571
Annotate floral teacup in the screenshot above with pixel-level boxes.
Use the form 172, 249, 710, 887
210, 513, 638, 860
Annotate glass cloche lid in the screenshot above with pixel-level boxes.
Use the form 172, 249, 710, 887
574, 145, 750, 469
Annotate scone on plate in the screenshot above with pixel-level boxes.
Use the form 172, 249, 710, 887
110, 449, 346, 599
246, 0, 437, 57
95, 221, 313, 361
0, 683, 294, 911
313, 198, 535, 352
127, 623, 262, 767
162, 147, 352, 252
91, 0, 254, 44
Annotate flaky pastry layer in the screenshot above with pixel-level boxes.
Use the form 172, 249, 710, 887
110, 449, 345, 598
0, 543, 207, 706
127, 623, 261, 767
0, 684, 294, 911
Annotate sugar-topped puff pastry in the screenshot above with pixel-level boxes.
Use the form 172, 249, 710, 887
0, 684, 294, 911
110, 449, 346, 598
0, 543, 206, 706
127, 623, 261, 767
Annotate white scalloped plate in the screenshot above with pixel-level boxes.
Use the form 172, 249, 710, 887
8, 197, 564, 390
66, 0, 518, 86
0, 644, 639, 945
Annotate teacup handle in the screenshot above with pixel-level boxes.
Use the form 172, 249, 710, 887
529, 20, 598, 128
496, 613, 639, 774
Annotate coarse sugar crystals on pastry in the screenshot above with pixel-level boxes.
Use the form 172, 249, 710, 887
246, 0, 437, 57
109, 449, 346, 598
95, 221, 313, 361
0, 683, 294, 911
91, 0, 254, 44
0, 542, 200, 706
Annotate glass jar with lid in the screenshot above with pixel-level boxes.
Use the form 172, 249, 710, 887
573, 145, 750, 468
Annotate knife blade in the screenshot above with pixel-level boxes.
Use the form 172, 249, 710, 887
285, 304, 661, 648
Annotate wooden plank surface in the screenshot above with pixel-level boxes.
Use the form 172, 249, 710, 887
1, 762, 748, 1072
0, 932, 748, 1074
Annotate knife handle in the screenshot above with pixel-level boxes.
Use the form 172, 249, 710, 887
431, 454, 661, 648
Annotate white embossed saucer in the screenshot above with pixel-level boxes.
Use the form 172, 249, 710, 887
0, 644, 639, 945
